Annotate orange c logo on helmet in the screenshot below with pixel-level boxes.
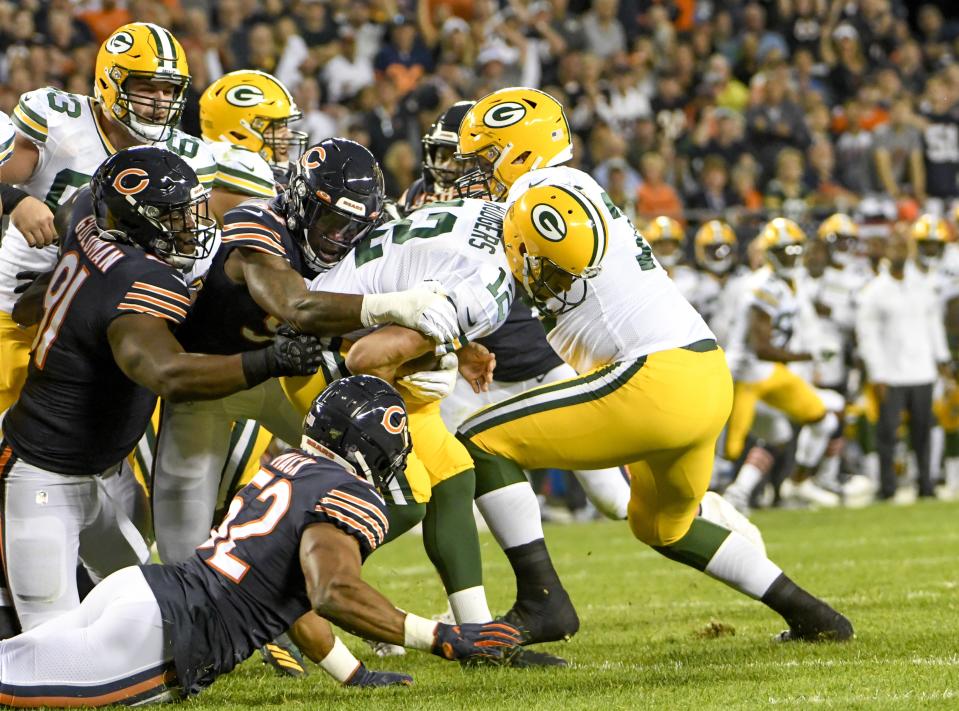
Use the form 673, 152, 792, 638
113, 168, 150, 196
381, 405, 407, 434
301, 146, 326, 170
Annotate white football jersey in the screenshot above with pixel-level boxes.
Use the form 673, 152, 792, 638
669, 264, 701, 308
0, 88, 217, 313
725, 267, 801, 382
310, 198, 514, 343
504, 166, 714, 374
206, 140, 276, 199
703, 267, 753, 348
0, 111, 14, 166
793, 267, 855, 387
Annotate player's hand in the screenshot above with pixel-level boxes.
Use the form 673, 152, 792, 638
268, 325, 324, 377
399, 353, 459, 401
456, 342, 496, 393
11, 196, 57, 248
360, 281, 459, 345
13, 270, 46, 295
431, 621, 522, 663
343, 663, 413, 688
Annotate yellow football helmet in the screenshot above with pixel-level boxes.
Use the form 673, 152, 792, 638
911, 214, 952, 267
644, 216, 685, 268
457, 87, 572, 199
759, 217, 806, 278
817, 213, 859, 265
503, 184, 608, 315
694, 220, 737, 274
94, 22, 190, 142
200, 70, 307, 165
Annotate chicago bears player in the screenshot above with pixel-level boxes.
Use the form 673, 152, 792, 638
400, 100, 475, 213
455, 88, 852, 643
0, 376, 522, 706
0, 146, 323, 634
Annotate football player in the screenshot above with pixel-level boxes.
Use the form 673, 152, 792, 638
0, 377, 523, 706
644, 216, 701, 305
400, 100, 475, 213
692, 219, 739, 337
0, 146, 324, 633
455, 89, 851, 642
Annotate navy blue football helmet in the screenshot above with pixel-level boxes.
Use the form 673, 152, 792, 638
422, 100, 474, 189
90, 145, 216, 271
285, 138, 385, 272
302, 375, 411, 494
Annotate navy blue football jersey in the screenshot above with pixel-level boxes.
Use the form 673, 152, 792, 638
140, 450, 388, 697
2, 188, 191, 474
400, 175, 458, 215
175, 198, 316, 355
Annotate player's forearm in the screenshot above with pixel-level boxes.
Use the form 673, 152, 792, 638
287, 291, 366, 336
753, 343, 812, 363
311, 575, 407, 646
149, 353, 251, 402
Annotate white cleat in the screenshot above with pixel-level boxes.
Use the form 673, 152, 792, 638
780, 478, 841, 509
365, 639, 406, 658
840, 474, 876, 508
431, 603, 456, 625
700, 491, 766, 555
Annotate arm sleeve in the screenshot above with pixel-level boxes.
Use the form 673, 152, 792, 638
10, 88, 51, 145
114, 268, 192, 326
855, 284, 887, 383
210, 142, 277, 198
450, 264, 514, 344
182, 138, 218, 190
929, 292, 950, 364
0, 111, 15, 165
306, 480, 390, 561
221, 205, 288, 257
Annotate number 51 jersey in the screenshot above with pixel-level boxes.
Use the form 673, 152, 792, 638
0, 87, 216, 314
311, 198, 515, 344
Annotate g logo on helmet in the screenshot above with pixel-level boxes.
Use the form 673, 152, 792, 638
530, 203, 567, 242
301, 146, 327, 170
225, 84, 266, 108
381, 405, 407, 434
483, 102, 527, 128
105, 31, 134, 54
113, 168, 150, 196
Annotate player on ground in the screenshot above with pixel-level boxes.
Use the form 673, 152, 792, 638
455, 89, 852, 642
0, 376, 523, 707
0, 147, 324, 633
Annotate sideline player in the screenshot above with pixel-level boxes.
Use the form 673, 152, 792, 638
644, 216, 701, 305
0, 377, 522, 706
0, 147, 323, 633
455, 89, 852, 642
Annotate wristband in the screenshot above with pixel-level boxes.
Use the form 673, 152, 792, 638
318, 636, 361, 683
0, 184, 29, 216
360, 292, 393, 327
403, 613, 438, 651
240, 348, 274, 387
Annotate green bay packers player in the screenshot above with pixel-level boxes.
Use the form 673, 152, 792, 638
644, 216, 701, 305
692, 220, 739, 336
455, 89, 851, 642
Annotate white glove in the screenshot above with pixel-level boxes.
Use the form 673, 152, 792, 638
398, 354, 459, 401
360, 280, 459, 345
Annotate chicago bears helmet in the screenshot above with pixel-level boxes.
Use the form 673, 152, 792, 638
301, 375, 412, 494
422, 100, 474, 189
90, 145, 216, 271
285, 138, 386, 271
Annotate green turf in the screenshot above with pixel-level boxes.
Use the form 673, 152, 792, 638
171, 501, 959, 711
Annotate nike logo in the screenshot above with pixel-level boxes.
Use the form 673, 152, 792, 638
246, 209, 264, 217
465, 307, 478, 328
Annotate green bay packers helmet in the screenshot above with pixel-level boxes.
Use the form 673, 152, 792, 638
759, 217, 806, 278
94, 22, 190, 143
199, 70, 307, 166
457, 87, 572, 199
503, 184, 607, 315
694, 220, 737, 274
817, 213, 859, 266
910, 214, 952, 268
644, 216, 686, 268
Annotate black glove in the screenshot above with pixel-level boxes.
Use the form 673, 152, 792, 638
431, 621, 522, 664
343, 663, 413, 688
13, 270, 46, 295
240, 325, 323, 386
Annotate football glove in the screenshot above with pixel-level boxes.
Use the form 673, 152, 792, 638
431, 621, 522, 663
360, 280, 460, 345
241, 326, 323, 386
398, 353, 459, 401
344, 663, 413, 688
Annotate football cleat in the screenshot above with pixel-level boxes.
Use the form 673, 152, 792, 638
259, 633, 308, 677
780, 478, 841, 509
365, 638, 406, 658
499, 586, 580, 645
344, 663, 413, 688
776, 605, 855, 643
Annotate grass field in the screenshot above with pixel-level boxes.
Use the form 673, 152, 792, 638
180, 501, 959, 711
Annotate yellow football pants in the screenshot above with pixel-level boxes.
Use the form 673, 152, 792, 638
0, 312, 36, 415
723, 363, 827, 461
461, 343, 732, 547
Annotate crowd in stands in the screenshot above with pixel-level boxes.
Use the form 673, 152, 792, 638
2, 0, 958, 241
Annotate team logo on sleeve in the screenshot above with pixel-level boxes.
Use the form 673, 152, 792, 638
381, 406, 407, 434
113, 168, 150, 195
105, 31, 134, 54
225, 84, 266, 107
483, 102, 526, 128
530, 204, 567, 242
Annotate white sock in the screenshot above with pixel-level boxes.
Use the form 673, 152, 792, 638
704, 530, 783, 599
817, 454, 841, 489
476, 481, 543, 550
946, 457, 959, 489
930, 426, 944, 480
318, 636, 361, 683
863, 452, 879, 485
728, 462, 763, 495
796, 412, 838, 468
448, 585, 492, 623
571, 467, 629, 520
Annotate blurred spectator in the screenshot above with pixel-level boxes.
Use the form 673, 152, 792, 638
918, 75, 959, 201
764, 147, 810, 216
806, 136, 858, 212
702, 54, 749, 114
636, 151, 684, 223
374, 15, 433, 96
604, 159, 639, 223
873, 96, 924, 201
79, 0, 132, 44
687, 155, 738, 216
821, 22, 867, 100
291, 76, 339, 145
323, 26, 376, 103
746, 72, 811, 181
834, 100, 876, 196
581, 0, 626, 60
383, 140, 417, 198
731, 161, 763, 212
689, 107, 746, 179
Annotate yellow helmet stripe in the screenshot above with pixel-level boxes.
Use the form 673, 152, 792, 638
554, 185, 606, 270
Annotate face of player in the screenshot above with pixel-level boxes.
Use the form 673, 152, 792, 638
651, 239, 682, 267
125, 77, 178, 126
916, 240, 945, 266
268, 122, 295, 163
307, 207, 372, 267
804, 239, 829, 277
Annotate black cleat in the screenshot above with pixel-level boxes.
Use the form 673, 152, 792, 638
260, 633, 309, 677
499, 586, 580, 645
776, 604, 855, 642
